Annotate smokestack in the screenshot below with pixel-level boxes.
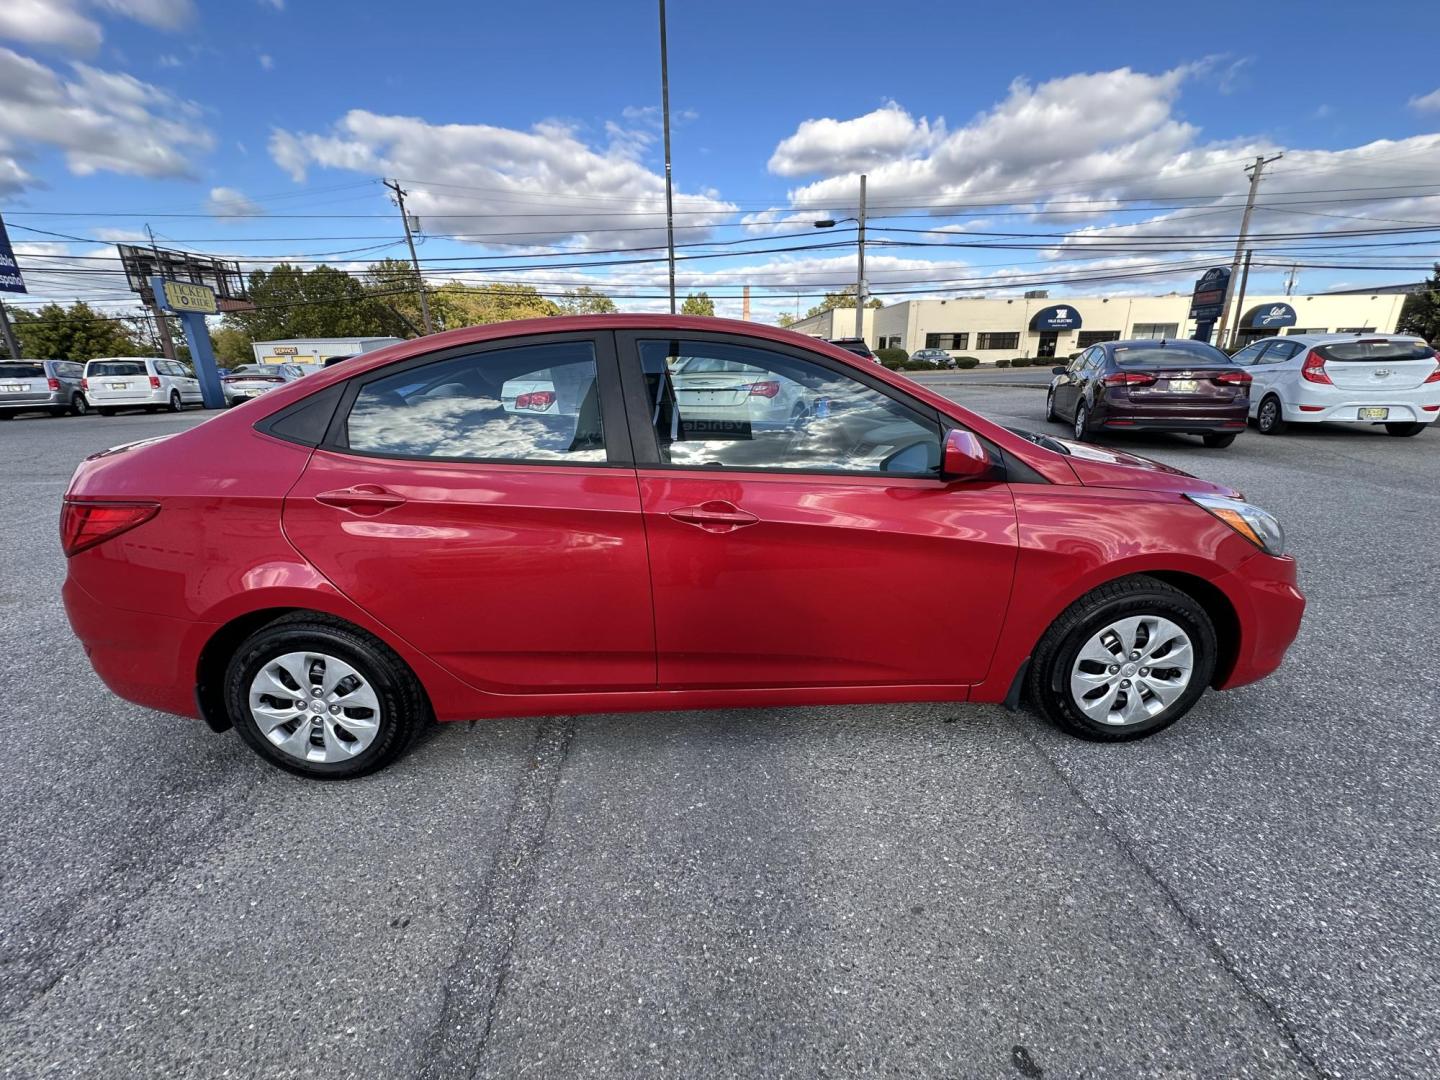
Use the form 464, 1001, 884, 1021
742, 285, 751, 321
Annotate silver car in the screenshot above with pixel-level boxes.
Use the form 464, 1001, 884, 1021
0, 359, 89, 419
221, 363, 307, 407
669, 354, 811, 430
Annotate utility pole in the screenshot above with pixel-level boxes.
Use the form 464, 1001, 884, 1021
0, 299, 18, 360
1214, 153, 1282, 349
855, 173, 867, 338
145, 224, 177, 360
1231, 249, 1254, 349
384, 179, 434, 335
1285, 264, 1298, 296
658, 0, 677, 314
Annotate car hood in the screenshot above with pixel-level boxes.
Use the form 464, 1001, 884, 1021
1051, 436, 1243, 498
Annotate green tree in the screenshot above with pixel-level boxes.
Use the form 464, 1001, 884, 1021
681, 291, 715, 316
364, 258, 431, 335
209, 324, 253, 366
805, 287, 883, 319
11, 302, 145, 360
225, 263, 407, 342
557, 286, 618, 315
1397, 264, 1440, 344
433, 282, 560, 326
776, 312, 799, 327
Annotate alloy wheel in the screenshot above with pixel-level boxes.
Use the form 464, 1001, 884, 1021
1258, 399, 1279, 433
247, 651, 383, 763
1068, 615, 1194, 726
1074, 404, 1088, 440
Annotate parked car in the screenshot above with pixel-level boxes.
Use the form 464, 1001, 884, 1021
83, 357, 201, 416
909, 348, 955, 369
0, 359, 88, 419
826, 337, 882, 364
1228, 333, 1440, 437
668, 353, 811, 431
61, 315, 1303, 778
1046, 339, 1251, 448
222, 363, 309, 406
322, 354, 357, 368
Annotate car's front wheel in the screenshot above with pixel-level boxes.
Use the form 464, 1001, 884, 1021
1045, 387, 1059, 422
1384, 422, 1425, 437
1073, 401, 1091, 441
1026, 575, 1216, 741
224, 615, 430, 779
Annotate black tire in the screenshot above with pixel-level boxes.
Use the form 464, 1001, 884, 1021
49, 406, 68, 417
1256, 395, 1285, 435
224, 614, 430, 779
167, 390, 182, 413
1384, 422, 1424, 437
1202, 432, 1237, 448
1025, 575, 1217, 742
1073, 401, 1091, 441
97, 407, 115, 417
1045, 387, 1059, 422
70, 393, 89, 417
0, 412, 11, 420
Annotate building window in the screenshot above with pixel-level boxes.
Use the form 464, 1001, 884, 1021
924, 332, 969, 350
885, 335, 903, 349
1131, 323, 1179, 340
1076, 331, 1121, 348
975, 332, 1019, 351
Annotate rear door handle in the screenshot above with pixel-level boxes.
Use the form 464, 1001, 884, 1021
314, 485, 407, 515
668, 501, 759, 534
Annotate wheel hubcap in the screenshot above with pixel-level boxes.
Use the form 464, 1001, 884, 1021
1261, 402, 1276, 427
1069, 616, 1194, 726
248, 651, 382, 763
1074, 408, 1086, 438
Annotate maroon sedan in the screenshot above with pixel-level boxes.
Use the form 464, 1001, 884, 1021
1047, 339, 1251, 448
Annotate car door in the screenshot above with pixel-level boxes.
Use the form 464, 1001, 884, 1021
281, 332, 657, 693
174, 361, 203, 402
615, 330, 1019, 689
1053, 348, 1091, 418
1252, 340, 1301, 405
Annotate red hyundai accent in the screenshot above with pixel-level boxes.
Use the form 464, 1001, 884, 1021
61, 316, 1305, 779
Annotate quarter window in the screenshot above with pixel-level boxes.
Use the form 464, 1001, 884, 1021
342, 340, 607, 464
636, 339, 942, 475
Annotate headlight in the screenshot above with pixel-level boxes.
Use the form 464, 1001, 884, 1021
1186, 494, 1285, 556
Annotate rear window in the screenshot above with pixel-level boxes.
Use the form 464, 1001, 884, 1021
87, 361, 148, 377
0, 363, 45, 378
1314, 341, 1434, 363
1114, 341, 1231, 366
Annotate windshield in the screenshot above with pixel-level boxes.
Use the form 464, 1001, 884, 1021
1114, 341, 1230, 366
1315, 340, 1434, 363
87, 361, 147, 377
0, 363, 45, 378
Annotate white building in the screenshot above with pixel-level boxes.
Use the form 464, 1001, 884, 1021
252, 336, 403, 366
787, 291, 1407, 360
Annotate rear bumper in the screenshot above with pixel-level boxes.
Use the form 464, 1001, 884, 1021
0, 391, 65, 412
1103, 415, 1249, 432
1281, 399, 1439, 424
85, 390, 167, 408
62, 576, 212, 719
1211, 553, 1305, 690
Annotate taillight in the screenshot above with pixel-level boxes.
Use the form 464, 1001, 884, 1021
59, 501, 159, 557
1300, 351, 1332, 385
1424, 352, 1440, 384
148, 375, 161, 389
1214, 370, 1251, 385
747, 381, 781, 398
47, 377, 61, 391
81, 378, 89, 390
514, 390, 555, 410
1102, 372, 1156, 387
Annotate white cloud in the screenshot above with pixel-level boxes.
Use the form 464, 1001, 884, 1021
1409, 88, 1440, 112
206, 185, 262, 217
0, 46, 213, 194
156, 52, 181, 67
93, 0, 194, 31
260, 0, 284, 8
268, 110, 737, 248
91, 226, 148, 241
0, 0, 102, 53
769, 102, 943, 178
258, 53, 273, 70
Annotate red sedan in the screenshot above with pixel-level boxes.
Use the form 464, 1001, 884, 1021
60, 316, 1304, 779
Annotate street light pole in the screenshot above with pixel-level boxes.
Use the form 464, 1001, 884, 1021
855, 174, 866, 339
658, 0, 677, 314
1214, 153, 1282, 349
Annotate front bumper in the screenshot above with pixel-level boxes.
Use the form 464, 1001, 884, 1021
1211, 553, 1305, 690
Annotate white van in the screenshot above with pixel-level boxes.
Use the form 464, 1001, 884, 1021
83, 358, 203, 416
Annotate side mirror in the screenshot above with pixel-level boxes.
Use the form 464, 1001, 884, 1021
940, 429, 990, 481
1052, 365, 1066, 375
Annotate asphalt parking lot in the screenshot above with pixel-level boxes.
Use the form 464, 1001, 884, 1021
2, 392, 1437, 1080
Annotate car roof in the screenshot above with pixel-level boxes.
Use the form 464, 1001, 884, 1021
1250, 332, 1426, 346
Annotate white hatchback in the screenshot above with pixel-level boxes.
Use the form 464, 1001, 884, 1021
1230, 334, 1440, 437
83, 357, 203, 416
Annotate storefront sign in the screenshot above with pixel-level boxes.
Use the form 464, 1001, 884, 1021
1189, 267, 1230, 320
1244, 302, 1297, 328
155, 278, 219, 315
1030, 305, 1082, 331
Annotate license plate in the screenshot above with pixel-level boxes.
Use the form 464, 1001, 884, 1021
1358, 407, 1389, 420
1, 385, 22, 392
109, 382, 128, 390
1166, 379, 1199, 392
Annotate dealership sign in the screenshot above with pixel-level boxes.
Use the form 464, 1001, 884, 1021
0, 215, 27, 295
1030, 305, 1082, 330
1189, 266, 1230, 321
1245, 302, 1297, 328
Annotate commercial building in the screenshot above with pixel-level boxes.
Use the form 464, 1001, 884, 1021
251, 336, 402, 366
787, 291, 1407, 360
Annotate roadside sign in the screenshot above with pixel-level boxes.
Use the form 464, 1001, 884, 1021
0, 215, 27, 295
156, 279, 219, 315
1189, 267, 1230, 321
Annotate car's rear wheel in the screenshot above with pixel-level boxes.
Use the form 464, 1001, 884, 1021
97, 407, 115, 417
1202, 432, 1237, 448
1384, 421, 1425, 437
167, 390, 182, 413
1026, 575, 1216, 741
70, 393, 89, 416
1073, 401, 1091, 441
224, 615, 430, 779
1256, 395, 1285, 435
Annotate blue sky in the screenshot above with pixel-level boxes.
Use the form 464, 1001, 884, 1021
3, 0, 1439, 322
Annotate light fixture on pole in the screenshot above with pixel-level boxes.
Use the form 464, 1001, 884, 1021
813, 174, 870, 338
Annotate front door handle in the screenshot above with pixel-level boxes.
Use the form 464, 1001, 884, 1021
314, 485, 407, 515
668, 500, 759, 534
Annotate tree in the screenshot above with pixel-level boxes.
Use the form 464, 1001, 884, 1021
432, 282, 560, 326
1397, 263, 1440, 344
10, 302, 145, 360
776, 312, 799, 327
364, 258, 431, 335
681, 291, 715, 316
557, 286, 618, 315
225, 263, 407, 342
209, 324, 253, 367
805, 287, 883, 319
